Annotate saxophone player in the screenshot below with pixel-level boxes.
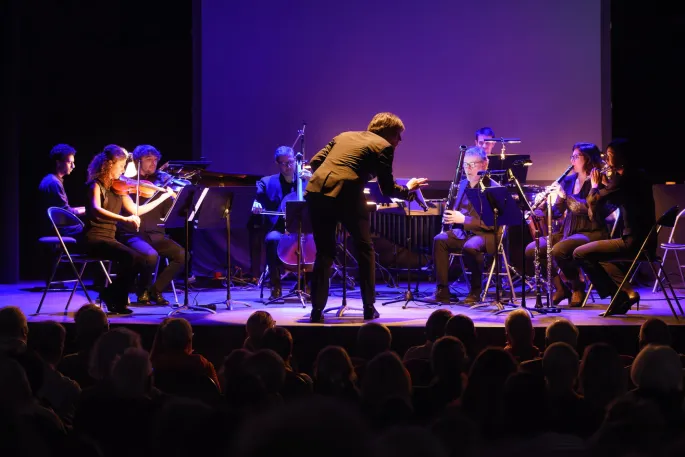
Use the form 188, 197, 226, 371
524, 143, 613, 306
428, 146, 499, 304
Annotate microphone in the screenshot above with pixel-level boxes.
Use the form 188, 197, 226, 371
483, 137, 521, 143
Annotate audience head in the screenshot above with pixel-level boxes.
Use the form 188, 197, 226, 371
357, 323, 392, 360
29, 320, 66, 367
504, 371, 548, 434
89, 327, 142, 381
244, 311, 275, 351
111, 347, 152, 397
543, 342, 579, 391
504, 309, 535, 348
260, 326, 293, 365
430, 336, 466, 384
151, 318, 194, 359
579, 342, 625, 403
74, 304, 109, 349
631, 344, 683, 393
444, 314, 477, 358
242, 349, 286, 395
545, 318, 579, 348
314, 345, 356, 387
0, 306, 28, 349
462, 347, 517, 424
639, 318, 671, 349
361, 351, 412, 406
424, 309, 452, 342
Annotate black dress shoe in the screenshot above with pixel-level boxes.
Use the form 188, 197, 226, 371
269, 287, 282, 301
136, 289, 151, 305
149, 289, 170, 306
309, 309, 323, 323
363, 306, 380, 320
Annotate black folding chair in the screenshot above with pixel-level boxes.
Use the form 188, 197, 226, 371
604, 205, 684, 319
36, 207, 112, 314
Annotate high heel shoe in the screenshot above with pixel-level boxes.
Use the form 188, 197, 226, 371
569, 290, 586, 307
552, 276, 571, 305
607, 290, 640, 315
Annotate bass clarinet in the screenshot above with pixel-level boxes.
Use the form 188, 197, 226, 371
442, 145, 468, 233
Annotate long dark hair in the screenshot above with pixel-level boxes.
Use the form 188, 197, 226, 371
606, 138, 634, 168
86, 144, 127, 188
572, 142, 603, 174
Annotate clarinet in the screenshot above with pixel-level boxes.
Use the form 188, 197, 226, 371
547, 192, 554, 306
442, 145, 468, 232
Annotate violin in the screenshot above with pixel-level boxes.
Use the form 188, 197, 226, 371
112, 176, 176, 199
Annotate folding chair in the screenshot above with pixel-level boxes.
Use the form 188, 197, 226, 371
36, 207, 112, 314
153, 256, 179, 304
481, 226, 516, 302
652, 207, 685, 292
603, 205, 684, 319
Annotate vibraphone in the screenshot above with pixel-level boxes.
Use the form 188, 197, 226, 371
369, 199, 445, 252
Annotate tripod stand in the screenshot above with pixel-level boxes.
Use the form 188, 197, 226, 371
164, 186, 216, 316
324, 225, 364, 317
382, 199, 437, 309
330, 224, 357, 292
264, 200, 311, 308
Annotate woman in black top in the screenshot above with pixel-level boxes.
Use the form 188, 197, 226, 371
83, 145, 173, 314
525, 143, 613, 306
574, 139, 655, 315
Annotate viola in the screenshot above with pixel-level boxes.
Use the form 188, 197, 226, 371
112, 176, 176, 199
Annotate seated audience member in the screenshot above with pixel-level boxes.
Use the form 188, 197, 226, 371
353, 323, 392, 381
260, 326, 312, 398
313, 345, 360, 403
361, 351, 413, 429
87, 327, 143, 386
578, 342, 626, 436
149, 318, 220, 391
520, 318, 579, 376
242, 349, 287, 404
403, 309, 452, 361
638, 317, 672, 349
243, 310, 275, 352
543, 342, 585, 436
444, 314, 479, 368
503, 309, 540, 363
0, 305, 29, 356
29, 321, 80, 426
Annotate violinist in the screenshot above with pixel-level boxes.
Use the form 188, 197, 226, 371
82, 144, 174, 314
305, 112, 428, 322
38, 144, 85, 233
573, 139, 655, 315
524, 143, 613, 306
117, 145, 185, 306
251, 146, 312, 300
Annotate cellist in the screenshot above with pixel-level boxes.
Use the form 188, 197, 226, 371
250, 146, 312, 300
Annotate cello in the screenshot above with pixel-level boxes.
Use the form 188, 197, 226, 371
276, 152, 316, 271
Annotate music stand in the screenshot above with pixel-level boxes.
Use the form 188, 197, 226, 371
324, 225, 364, 317
264, 200, 311, 308
464, 186, 520, 312
381, 191, 438, 310
163, 186, 216, 316
195, 187, 251, 311
487, 154, 531, 184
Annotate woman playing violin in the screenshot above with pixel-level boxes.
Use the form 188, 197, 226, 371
82, 144, 174, 314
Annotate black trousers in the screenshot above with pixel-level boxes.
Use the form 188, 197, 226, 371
265, 230, 285, 289
83, 236, 146, 307
433, 230, 487, 292
306, 192, 374, 311
525, 232, 603, 284
119, 233, 185, 293
573, 237, 641, 298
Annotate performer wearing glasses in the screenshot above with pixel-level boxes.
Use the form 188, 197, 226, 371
524, 143, 613, 306
573, 139, 655, 315
250, 146, 312, 300
429, 146, 499, 304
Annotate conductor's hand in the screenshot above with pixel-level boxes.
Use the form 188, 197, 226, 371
407, 177, 429, 191
124, 215, 141, 230
442, 209, 465, 225
251, 201, 263, 214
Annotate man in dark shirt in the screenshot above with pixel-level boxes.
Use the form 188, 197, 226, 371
117, 145, 185, 305
250, 146, 312, 300
38, 144, 85, 232
429, 146, 499, 305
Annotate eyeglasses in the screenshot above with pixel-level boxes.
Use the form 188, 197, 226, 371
278, 160, 295, 166
464, 161, 484, 169
570, 154, 583, 161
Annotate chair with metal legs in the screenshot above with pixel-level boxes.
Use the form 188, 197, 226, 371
36, 207, 112, 314
480, 226, 517, 303
153, 256, 179, 304
652, 207, 685, 292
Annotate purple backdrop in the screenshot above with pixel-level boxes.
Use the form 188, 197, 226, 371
200, 0, 608, 182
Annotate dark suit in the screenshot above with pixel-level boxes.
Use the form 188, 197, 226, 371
433, 177, 498, 293
573, 168, 655, 297
249, 173, 297, 289
305, 131, 410, 311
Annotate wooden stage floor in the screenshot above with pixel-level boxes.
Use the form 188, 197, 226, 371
7, 280, 685, 329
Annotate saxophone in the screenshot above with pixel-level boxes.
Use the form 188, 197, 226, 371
442, 145, 468, 232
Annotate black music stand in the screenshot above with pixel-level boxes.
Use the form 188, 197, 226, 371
464, 186, 520, 312
196, 187, 251, 311
324, 225, 364, 317
499, 170, 560, 317
163, 186, 216, 316
381, 189, 438, 309
264, 200, 311, 308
